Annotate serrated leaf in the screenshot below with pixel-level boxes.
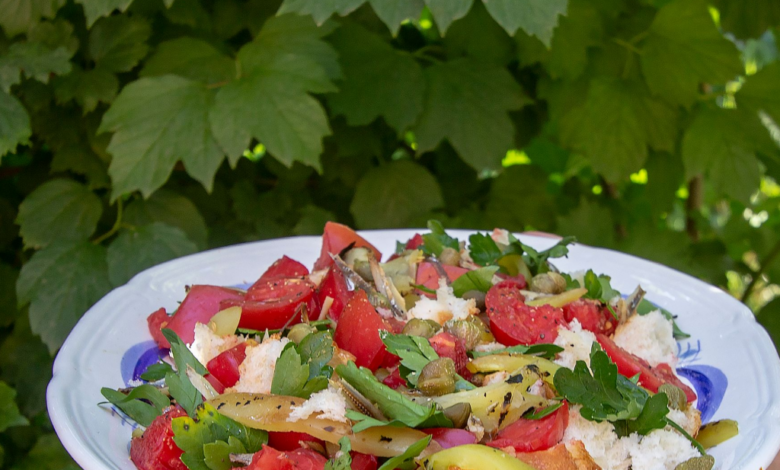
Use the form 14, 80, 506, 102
54, 66, 118, 114
0, 381, 28, 431
737, 62, 780, 125
712, 0, 780, 40
10, 434, 78, 470
50, 145, 111, 189
0, 321, 52, 417
140, 38, 235, 85
0, 264, 19, 327
640, 0, 743, 108
682, 107, 762, 204
0, 91, 31, 157
350, 159, 443, 229
75, 0, 133, 27
0, 0, 64, 38
414, 58, 529, 172
100, 75, 225, 199
481, 0, 568, 46
210, 15, 337, 170
0, 42, 72, 92
278, 0, 366, 25
486, 165, 556, 231
17, 240, 112, 352
327, 23, 424, 132
424, 0, 472, 32
559, 78, 678, 181
16, 179, 103, 249
164, 0, 212, 30
557, 200, 615, 247
123, 189, 208, 249
444, 1, 515, 65
27, 19, 79, 57
107, 222, 198, 286
89, 15, 151, 73
368, 0, 425, 34
293, 205, 335, 235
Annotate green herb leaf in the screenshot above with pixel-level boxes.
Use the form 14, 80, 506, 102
161, 328, 208, 416
271, 343, 310, 397
0, 381, 29, 431
0, 91, 31, 156
507, 234, 576, 277
123, 189, 208, 250
481, 0, 567, 46
271, 334, 333, 398
100, 385, 170, 427
524, 401, 564, 420
140, 362, 175, 382
381, 332, 440, 386
451, 266, 498, 297
467, 233, 503, 266
324, 436, 354, 470
469, 343, 564, 360
421, 220, 459, 257
376, 435, 431, 470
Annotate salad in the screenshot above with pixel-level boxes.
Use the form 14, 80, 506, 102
101, 221, 739, 470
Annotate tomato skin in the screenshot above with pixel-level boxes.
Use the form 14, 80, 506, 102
130, 407, 188, 470
486, 282, 565, 345
486, 402, 569, 453
349, 452, 378, 470
315, 266, 351, 321
563, 299, 616, 336
267, 432, 324, 452
423, 428, 478, 449
247, 446, 295, 470
228, 278, 316, 330
415, 262, 469, 295
153, 286, 245, 348
313, 222, 382, 271
206, 343, 248, 388
204, 373, 225, 394
287, 449, 327, 470
382, 367, 406, 389
494, 272, 527, 289
334, 290, 390, 370
147, 307, 170, 347
429, 332, 470, 378
597, 334, 696, 402
257, 256, 310, 283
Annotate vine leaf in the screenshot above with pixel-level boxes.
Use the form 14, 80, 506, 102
424, 0, 473, 33
481, 0, 568, 46
88, 15, 152, 73
16, 179, 103, 249
54, 65, 118, 113
0, 264, 19, 327
75, 0, 133, 28
486, 165, 556, 232
711, 0, 780, 40
640, 0, 743, 108
0, 91, 31, 157
107, 222, 198, 286
350, 159, 444, 229
0, 381, 29, 432
414, 58, 529, 172
327, 23, 425, 132
17, 240, 112, 352
123, 189, 208, 250
0, 42, 72, 92
278, 0, 366, 25
443, 1, 515, 66
737, 62, 780, 125
0, 0, 64, 38
27, 18, 79, 57
368, 0, 425, 35
140, 37, 235, 85
99, 75, 225, 199
50, 145, 111, 189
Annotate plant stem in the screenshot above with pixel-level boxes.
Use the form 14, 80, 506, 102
613, 38, 643, 55
666, 418, 706, 455
686, 176, 703, 242
92, 198, 124, 245
741, 238, 780, 302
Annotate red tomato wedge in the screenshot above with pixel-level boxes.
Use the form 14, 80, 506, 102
130, 407, 188, 470
247, 446, 295, 470
204, 373, 225, 394
486, 281, 566, 345
349, 452, 378, 470
334, 290, 390, 370
206, 342, 248, 388
313, 222, 382, 271
146, 307, 170, 347
597, 334, 697, 402
429, 332, 471, 378
152, 286, 245, 348
287, 449, 327, 470
315, 266, 351, 321
423, 428, 478, 449
256, 256, 309, 283
415, 262, 469, 295
487, 402, 569, 453
382, 367, 406, 389
267, 432, 324, 452
228, 278, 316, 330
563, 298, 617, 336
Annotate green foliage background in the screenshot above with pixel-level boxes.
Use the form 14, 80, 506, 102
0, 0, 779, 466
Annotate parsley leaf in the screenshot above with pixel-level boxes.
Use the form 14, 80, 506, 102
140, 361, 175, 382
467, 233, 503, 266
508, 234, 576, 276
100, 385, 170, 427
451, 266, 499, 297
376, 435, 431, 470
324, 436, 353, 470
162, 328, 208, 416
271, 332, 333, 398
469, 343, 564, 360
421, 220, 459, 257
380, 332, 475, 391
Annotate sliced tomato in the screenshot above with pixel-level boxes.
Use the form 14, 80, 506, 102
382, 367, 406, 389
286, 448, 327, 470
147, 307, 170, 347
229, 278, 316, 330
415, 262, 469, 295
405, 233, 424, 250
257, 256, 310, 283
486, 281, 565, 345
494, 272, 527, 289
486, 401, 569, 453
130, 407, 188, 470
206, 342, 248, 388
429, 332, 470, 378
597, 334, 697, 402
333, 290, 390, 370
247, 446, 295, 470
316, 266, 352, 321
423, 428, 478, 449
154, 286, 245, 348
563, 299, 617, 336
204, 373, 225, 394
349, 452, 378, 470
313, 222, 382, 271
267, 432, 324, 452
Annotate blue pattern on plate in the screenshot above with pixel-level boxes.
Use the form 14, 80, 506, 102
120, 340, 168, 387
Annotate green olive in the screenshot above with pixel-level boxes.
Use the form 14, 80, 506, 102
439, 247, 461, 266
444, 320, 481, 350
425, 319, 443, 333
696, 419, 739, 449
404, 293, 421, 310
403, 318, 438, 339
674, 455, 715, 470
353, 260, 374, 282
466, 315, 494, 344
418, 358, 456, 396
530, 272, 567, 294
442, 402, 471, 429
659, 384, 687, 411
287, 323, 316, 344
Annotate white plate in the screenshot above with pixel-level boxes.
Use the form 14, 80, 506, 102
47, 230, 780, 470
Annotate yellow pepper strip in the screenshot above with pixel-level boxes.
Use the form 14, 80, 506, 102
421, 444, 538, 470
696, 419, 739, 449
467, 354, 560, 384
526, 287, 587, 308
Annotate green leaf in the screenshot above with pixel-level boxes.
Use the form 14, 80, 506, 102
210, 15, 337, 170
757, 298, 780, 351
424, 0, 473, 33
0, 264, 19, 327
467, 233, 502, 266
524, 401, 564, 420
481, 0, 568, 46
451, 266, 498, 297
140, 361, 175, 382
507, 234, 576, 276
640, 0, 743, 108
737, 62, 780, 125
414, 58, 529, 172
368, 0, 425, 35
140, 37, 235, 85
293, 205, 335, 235
75, 0, 133, 27
17, 240, 112, 352
166, 372, 202, 418
324, 436, 353, 470
89, 15, 151, 73
327, 23, 425, 132
559, 78, 678, 181
27, 19, 79, 58
107, 222, 198, 286
443, 1, 515, 65
486, 165, 556, 231
470, 343, 564, 359
0, 91, 31, 157
54, 66, 118, 114
0, 381, 28, 431
0, 321, 53, 417
17, 179, 103, 249
350, 159, 444, 229
271, 343, 310, 397
278, 0, 365, 25
162, 327, 208, 416
203, 437, 246, 470
381, 332, 440, 386
299, 331, 335, 379
50, 145, 110, 189
100, 385, 171, 427
421, 219, 459, 257
100, 75, 225, 199
624, 392, 669, 436
557, 200, 615, 248
163, 328, 209, 377
123, 189, 208, 250
712, 0, 780, 40
0, 42, 72, 92
0, 0, 64, 38
681, 107, 762, 204
376, 435, 431, 470
10, 434, 79, 470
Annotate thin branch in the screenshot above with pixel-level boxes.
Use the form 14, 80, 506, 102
92, 198, 124, 245
686, 176, 703, 242
741, 238, 780, 303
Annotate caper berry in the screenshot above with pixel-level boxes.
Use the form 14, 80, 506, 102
674, 455, 715, 470
442, 402, 472, 429
659, 384, 687, 411
403, 318, 438, 338
530, 272, 567, 294
287, 323, 316, 344
466, 315, 494, 344
418, 358, 457, 396
444, 319, 481, 350
439, 247, 461, 266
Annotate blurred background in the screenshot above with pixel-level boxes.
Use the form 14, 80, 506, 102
0, 0, 779, 467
